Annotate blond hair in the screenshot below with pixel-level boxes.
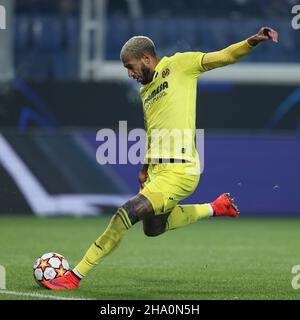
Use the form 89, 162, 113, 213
120, 36, 156, 60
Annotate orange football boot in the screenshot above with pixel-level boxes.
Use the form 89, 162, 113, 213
211, 193, 239, 218
42, 271, 80, 290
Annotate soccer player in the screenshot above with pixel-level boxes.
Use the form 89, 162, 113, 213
43, 27, 278, 290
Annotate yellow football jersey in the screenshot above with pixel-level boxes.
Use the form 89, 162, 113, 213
140, 52, 205, 164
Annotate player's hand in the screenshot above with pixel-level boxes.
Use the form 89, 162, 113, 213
257, 27, 278, 42
247, 27, 278, 46
138, 164, 149, 190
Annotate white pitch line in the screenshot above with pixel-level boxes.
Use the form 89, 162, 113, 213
0, 290, 93, 300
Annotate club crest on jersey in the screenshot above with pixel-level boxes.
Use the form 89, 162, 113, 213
162, 68, 170, 78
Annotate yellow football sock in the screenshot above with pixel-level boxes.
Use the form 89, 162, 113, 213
75, 208, 132, 277
166, 204, 212, 231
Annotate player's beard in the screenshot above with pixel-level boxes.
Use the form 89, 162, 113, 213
140, 63, 155, 85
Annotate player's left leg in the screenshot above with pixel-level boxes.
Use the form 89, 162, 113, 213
74, 194, 154, 277
42, 193, 155, 290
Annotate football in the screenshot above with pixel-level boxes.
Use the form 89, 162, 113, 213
33, 252, 70, 285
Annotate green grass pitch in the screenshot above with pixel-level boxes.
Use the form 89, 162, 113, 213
0, 216, 300, 300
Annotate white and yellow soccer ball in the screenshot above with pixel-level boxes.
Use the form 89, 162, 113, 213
33, 252, 70, 285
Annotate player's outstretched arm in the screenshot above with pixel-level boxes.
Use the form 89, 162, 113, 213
247, 27, 278, 46
201, 27, 278, 72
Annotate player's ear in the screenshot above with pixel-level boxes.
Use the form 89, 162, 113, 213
141, 53, 151, 66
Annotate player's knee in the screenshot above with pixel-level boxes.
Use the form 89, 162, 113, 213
121, 194, 154, 226
143, 228, 163, 237
120, 201, 139, 226
143, 221, 165, 237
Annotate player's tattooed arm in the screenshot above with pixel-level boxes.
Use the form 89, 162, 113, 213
247, 27, 278, 46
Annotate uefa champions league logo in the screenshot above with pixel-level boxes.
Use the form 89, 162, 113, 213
0, 5, 6, 30
291, 5, 300, 30
0, 265, 6, 289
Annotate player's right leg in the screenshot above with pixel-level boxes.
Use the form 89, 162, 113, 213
140, 193, 239, 237
42, 193, 154, 290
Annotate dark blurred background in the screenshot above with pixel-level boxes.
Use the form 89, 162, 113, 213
0, 0, 299, 216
